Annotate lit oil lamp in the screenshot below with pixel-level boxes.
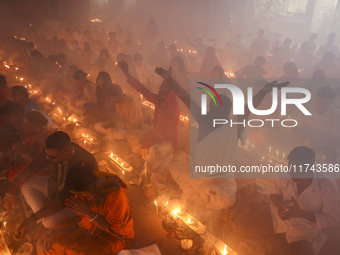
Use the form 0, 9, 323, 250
154, 200, 159, 215
109, 152, 133, 172
187, 217, 199, 227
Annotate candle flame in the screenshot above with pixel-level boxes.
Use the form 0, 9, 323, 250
223, 244, 228, 255
172, 209, 179, 215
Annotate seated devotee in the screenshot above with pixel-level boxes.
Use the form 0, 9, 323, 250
0, 74, 10, 108
303, 33, 317, 54
316, 33, 339, 58
270, 146, 339, 255
36, 165, 134, 255
249, 28, 270, 58
107, 32, 119, 57
118, 61, 180, 185
80, 42, 98, 71
56, 53, 72, 77
198, 47, 221, 78
73, 70, 96, 103
167, 44, 188, 70
170, 57, 190, 92
67, 70, 96, 114
27, 50, 50, 81
150, 41, 170, 68
58, 64, 80, 99
185, 36, 208, 58
235, 56, 266, 79
280, 61, 299, 79
279, 38, 295, 63
9, 111, 54, 180
231, 33, 247, 57
156, 67, 288, 212
134, 53, 154, 92
11, 85, 58, 130
296, 86, 340, 157
92, 49, 116, 77
11, 85, 40, 112
311, 52, 339, 78
84, 72, 117, 125
211, 65, 231, 82
118, 60, 180, 150
294, 42, 315, 74
0, 102, 25, 171
94, 84, 143, 140
4, 131, 98, 231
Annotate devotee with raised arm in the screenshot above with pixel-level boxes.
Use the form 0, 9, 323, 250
154, 67, 288, 212
118, 60, 180, 186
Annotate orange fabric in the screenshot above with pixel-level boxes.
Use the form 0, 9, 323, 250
37, 177, 134, 255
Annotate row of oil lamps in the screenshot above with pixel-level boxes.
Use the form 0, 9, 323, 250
152, 198, 234, 255
2, 60, 132, 176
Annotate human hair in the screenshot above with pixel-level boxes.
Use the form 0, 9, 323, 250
99, 49, 111, 59
45, 131, 71, 150
287, 146, 315, 165
70, 164, 96, 191
73, 70, 87, 80
11, 86, 29, 98
24, 111, 48, 128
171, 57, 186, 72
96, 71, 112, 85
167, 44, 177, 52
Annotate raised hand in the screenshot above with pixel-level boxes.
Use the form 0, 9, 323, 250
118, 61, 129, 77
154, 67, 170, 79
263, 81, 289, 93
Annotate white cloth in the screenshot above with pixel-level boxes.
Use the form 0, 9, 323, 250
193, 122, 239, 178
271, 176, 339, 251
21, 176, 76, 229
169, 123, 238, 210
117, 244, 161, 255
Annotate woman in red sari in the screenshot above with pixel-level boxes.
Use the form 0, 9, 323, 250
37, 165, 134, 255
